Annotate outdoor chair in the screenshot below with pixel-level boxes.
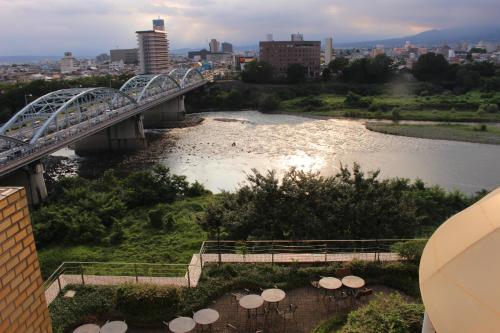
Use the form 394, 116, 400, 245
336, 290, 350, 309
354, 288, 373, 305
277, 304, 298, 331
231, 288, 250, 314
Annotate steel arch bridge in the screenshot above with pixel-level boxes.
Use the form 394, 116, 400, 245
0, 69, 206, 176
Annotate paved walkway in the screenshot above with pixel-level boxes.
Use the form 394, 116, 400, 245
45, 252, 399, 305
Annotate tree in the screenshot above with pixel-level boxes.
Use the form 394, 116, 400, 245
413, 52, 450, 81
342, 55, 394, 84
241, 61, 273, 84
287, 64, 306, 84
321, 68, 331, 81
328, 57, 349, 73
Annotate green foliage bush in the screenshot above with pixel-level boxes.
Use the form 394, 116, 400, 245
241, 61, 273, 84
32, 166, 209, 248
478, 103, 499, 113
344, 91, 372, 107
49, 285, 116, 333
258, 94, 281, 112
200, 164, 475, 241
340, 293, 424, 333
391, 240, 427, 263
115, 284, 181, 326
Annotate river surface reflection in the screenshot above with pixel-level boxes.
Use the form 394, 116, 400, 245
157, 111, 500, 194
52, 111, 500, 194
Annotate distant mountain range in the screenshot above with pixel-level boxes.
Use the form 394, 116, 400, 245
335, 25, 500, 48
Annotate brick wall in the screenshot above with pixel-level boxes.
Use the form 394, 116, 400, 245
0, 187, 52, 333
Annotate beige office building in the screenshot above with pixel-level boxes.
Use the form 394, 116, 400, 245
136, 19, 170, 74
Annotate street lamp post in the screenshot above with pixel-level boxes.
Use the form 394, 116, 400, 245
24, 93, 33, 106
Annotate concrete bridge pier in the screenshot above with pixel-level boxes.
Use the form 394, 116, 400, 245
143, 96, 185, 129
0, 162, 47, 205
73, 114, 147, 156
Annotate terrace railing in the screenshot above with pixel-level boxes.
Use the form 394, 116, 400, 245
43, 261, 196, 296
198, 239, 422, 266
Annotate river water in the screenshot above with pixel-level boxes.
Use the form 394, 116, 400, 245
54, 111, 500, 194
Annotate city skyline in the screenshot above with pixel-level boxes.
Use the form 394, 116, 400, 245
1, 0, 500, 56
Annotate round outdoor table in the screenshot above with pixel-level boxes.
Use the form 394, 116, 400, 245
261, 288, 286, 303
193, 308, 219, 332
342, 276, 365, 289
239, 294, 264, 318
319, 277, 343, 290
73, 324, 100, 333
261, 288, 286, 312
100, 321, 128, 333
169, 317, 196, 333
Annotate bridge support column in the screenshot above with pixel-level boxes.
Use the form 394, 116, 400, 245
73, 114, 147, 155
143, 96, 185, 129
0, 162, 47, 206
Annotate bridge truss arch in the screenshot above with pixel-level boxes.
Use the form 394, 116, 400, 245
180, 68, 204, 89
0, 87, 136, 147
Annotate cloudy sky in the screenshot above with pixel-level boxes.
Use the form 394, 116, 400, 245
1, 0, 499, 56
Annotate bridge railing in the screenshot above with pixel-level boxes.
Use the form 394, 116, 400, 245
199, 239, 423, 266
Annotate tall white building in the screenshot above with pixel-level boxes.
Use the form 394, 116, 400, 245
325, 37, 333, 65
136, 18, 170, 74
60, 52, 77, 74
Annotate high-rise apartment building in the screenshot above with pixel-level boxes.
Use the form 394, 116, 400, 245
259, 36, 321, 78
222, 42, 233, 53
136, 18, 170, 74
324, 37, 333, 65
209, 39, 220, 53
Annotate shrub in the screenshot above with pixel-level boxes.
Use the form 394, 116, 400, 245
49, 285, 115, 333
115, 284, 181, 325
258, 94, 281, 112
344, 91, 372, 107
391, 240, 427, 263
392, 108, 401, 120
312, 314, 347, 333
148, 207, 165, 229
478, 103, 499, 113
186, 181, 209, 197
368, 103, 378, 112
340, 293, 424, 333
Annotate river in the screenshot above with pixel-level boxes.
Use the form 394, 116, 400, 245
54, 111, 500, 194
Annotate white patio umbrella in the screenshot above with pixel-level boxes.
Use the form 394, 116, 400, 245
419, 187, 500, 333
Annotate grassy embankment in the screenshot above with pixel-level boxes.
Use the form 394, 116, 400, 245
38, 195, 214, 278
366, 123, 500, 145
280, 92, 500, 122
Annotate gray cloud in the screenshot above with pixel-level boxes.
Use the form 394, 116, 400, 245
0, 0, 499, 56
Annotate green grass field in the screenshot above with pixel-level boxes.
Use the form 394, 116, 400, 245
280, 92, 500, 122
38, 195, 214, 278
365, 123, 500, 145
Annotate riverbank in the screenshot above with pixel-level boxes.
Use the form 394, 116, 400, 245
366, 122, 500, 145
283, 108, 500, 122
